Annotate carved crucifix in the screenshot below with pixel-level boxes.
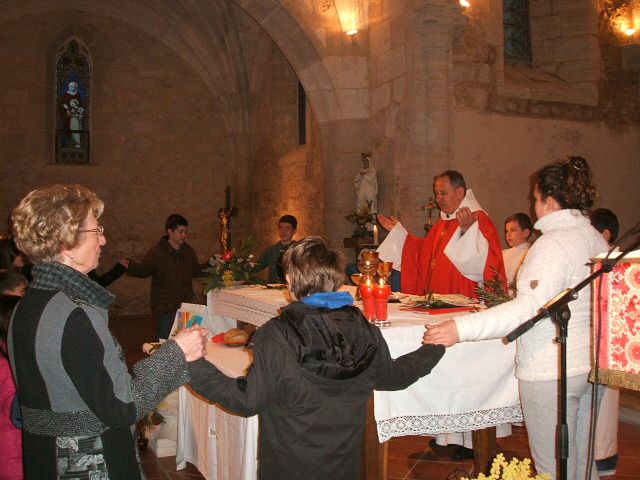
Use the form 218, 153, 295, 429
218, 186, 237, 252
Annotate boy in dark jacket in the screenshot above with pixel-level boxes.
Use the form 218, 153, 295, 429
127, 214, 207, 340
188, 236, 445, 480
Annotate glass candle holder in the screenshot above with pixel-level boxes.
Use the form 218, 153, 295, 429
359, 281, 375, 322
373, 284, 391, 327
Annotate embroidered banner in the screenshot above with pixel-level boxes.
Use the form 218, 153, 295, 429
593, 260, 640, 391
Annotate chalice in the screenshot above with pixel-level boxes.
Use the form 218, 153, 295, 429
357, 251, 379, 285
377, 261, 393, 285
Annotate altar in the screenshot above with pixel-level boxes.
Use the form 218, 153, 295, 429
176, 286, 523, 479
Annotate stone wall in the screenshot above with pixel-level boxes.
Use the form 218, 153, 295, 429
0, 10, 241, 314
248, 36, 325, 260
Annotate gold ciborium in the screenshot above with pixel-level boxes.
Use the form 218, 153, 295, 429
357, 251, 380, 299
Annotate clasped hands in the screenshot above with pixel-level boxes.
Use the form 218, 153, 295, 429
173, 326, 209, 362
422, 320, 459, 347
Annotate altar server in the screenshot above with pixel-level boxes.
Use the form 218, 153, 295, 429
502, 212, 534, 285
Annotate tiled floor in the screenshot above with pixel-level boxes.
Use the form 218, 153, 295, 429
111, 314, 640, 479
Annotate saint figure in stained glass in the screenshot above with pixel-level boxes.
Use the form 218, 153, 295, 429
55, 40, 91, 164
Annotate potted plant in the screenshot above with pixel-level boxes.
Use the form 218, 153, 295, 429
345, 201, 376, 238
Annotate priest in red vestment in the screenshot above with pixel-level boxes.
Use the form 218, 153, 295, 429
377, 170, 509, 458
377, 170, 506, 297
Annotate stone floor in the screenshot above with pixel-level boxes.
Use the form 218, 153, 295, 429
111, 314, 640, 480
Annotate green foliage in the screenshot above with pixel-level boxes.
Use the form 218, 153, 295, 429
475, 269, 516, 307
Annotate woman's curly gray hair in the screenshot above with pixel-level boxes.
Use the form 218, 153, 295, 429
12, 184, 104, 264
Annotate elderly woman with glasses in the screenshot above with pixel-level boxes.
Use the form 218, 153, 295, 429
7, 184, 207, 480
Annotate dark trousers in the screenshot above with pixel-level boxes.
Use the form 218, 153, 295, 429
156, 312, 175, 340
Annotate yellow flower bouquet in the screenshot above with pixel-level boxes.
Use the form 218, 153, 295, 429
463, 454, 550, 480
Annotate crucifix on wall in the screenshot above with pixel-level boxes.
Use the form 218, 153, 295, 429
218, 186, 237, 252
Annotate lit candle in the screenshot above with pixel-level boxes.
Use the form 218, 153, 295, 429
360, 280, 373, 298
373, 224, 379, 245
373, 282, 391, 324
373, 283, 391, 299
359, 279, 375, 321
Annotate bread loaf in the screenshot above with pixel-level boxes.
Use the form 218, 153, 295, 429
223, 328, 249, 344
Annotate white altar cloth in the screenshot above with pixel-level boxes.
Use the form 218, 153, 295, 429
177, 286, 523, 478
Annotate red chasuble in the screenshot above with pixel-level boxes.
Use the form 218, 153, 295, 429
400, 211, 506, 297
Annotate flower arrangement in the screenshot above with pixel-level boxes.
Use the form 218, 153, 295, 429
204, 237, 259, 291
345, 200, 376, 237
462, 454, 550, 480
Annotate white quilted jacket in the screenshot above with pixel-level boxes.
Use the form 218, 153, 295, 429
455, 209, 609, 382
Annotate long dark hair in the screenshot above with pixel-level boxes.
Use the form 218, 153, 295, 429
534, 156, 596, 213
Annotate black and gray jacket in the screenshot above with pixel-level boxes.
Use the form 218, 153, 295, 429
8, 262, 189, 479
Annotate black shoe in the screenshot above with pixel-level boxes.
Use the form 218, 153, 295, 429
596, 454, 618, 477
451, 446, 474, 461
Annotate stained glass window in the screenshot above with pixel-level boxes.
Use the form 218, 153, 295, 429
504, 0, 532, 64
55, 39, 91, 164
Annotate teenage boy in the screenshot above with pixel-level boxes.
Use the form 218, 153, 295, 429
252, 214, 297, 283
128, 214, 207, 340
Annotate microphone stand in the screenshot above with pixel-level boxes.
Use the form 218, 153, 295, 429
505, 236, 640, 480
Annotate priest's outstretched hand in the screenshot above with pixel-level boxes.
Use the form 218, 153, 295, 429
423, 320, 459, 347
377, 213, 399, 231
456, 207, 479, 233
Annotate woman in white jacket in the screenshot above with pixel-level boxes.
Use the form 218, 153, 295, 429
423, 156, 608, 480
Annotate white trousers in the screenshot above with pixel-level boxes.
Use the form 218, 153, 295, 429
594, 386, 619, 460
519, 374, 599, 480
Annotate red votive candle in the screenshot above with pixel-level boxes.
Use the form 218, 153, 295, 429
359, 282, 375, 321
373, 284, 391, 322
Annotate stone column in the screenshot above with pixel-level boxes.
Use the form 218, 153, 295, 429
396, 1, 466, 231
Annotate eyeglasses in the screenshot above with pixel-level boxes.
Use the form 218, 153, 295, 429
79, 226, 105, 237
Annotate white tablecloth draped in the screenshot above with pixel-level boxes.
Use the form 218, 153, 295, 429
373, 310, 522, 441
177, 286, 523, 478
176, 343, 258, 479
